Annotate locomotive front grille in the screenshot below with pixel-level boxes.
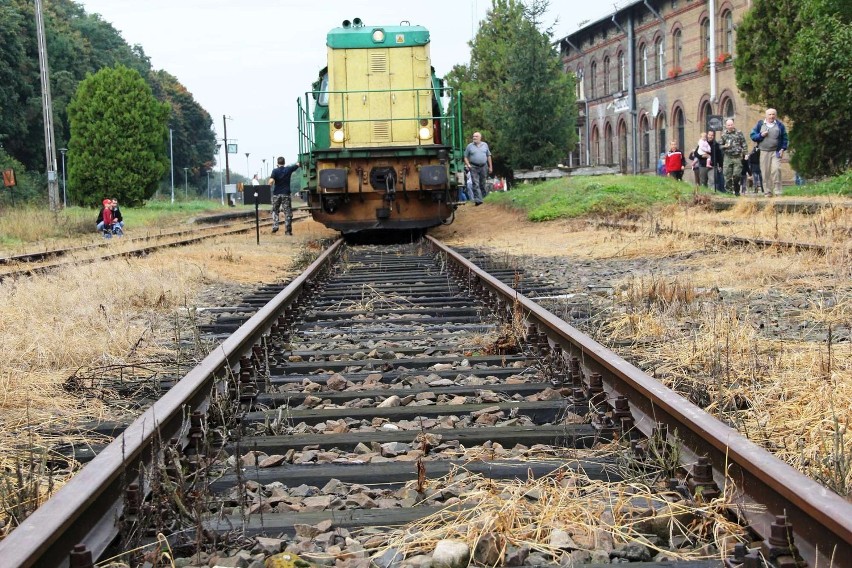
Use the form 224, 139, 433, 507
372, 121, 391, 141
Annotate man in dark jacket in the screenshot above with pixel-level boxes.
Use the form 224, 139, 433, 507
707, 131, 725, 193
267, 157, 300, 235
750, 108, 788, 197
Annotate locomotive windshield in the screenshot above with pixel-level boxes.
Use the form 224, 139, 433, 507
317, 72, 329, 107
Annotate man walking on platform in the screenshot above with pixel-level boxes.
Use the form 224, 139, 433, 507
463, 132, 493, 206
750, 108, 788, 197
720, 119, 748, 196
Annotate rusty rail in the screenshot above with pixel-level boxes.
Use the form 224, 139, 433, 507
429, 235, 852, 567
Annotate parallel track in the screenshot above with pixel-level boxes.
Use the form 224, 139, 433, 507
1, 237, 849, 567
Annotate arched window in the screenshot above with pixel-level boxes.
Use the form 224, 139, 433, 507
700, 19, 710, 59
603, 56, 611, 94
605, 123, 614, 164
590, 61, 597, 98
674, 106, 685, 151
673, 29, 683, 69
657, 113, 667, 154
723, 11, 734, 55
618, 52, 626, 91
655, 37, 665, 81
591, 125, 600, 165
640, 115, 651, 170
576, 67, 584, 99
641, 44, 648, 86
722, 97, 734, 119
699, 100, 713, 133
618, 120, 629, 173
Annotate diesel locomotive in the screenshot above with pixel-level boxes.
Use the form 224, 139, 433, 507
297, 18, 464, 233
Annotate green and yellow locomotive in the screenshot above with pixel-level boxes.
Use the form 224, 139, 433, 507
297, 18, 464, 233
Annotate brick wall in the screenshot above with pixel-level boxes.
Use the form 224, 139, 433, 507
559, 0, 791, 182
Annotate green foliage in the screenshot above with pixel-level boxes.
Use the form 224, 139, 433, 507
0, 0, 216, 201
736, 0, 852, 176
487, 175, 688, 221
67, 65, 170, 207
0, 149, 44, 207
500, 1, 577, 170
781, 170, 852, 196
446, 0, 577, 175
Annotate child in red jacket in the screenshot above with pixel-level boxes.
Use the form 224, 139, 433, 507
665, 141, 686, 181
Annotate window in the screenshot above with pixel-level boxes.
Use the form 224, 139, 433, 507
641, 44, 648, 86
603, 57, 611, 94
657, 113, 667, 154
656, 37, 665, 81
605, 123, 614, 164
575, 68, 584, 99
699, 100, 713, 132
618, 52, 626, 91
674, 107, 685, 151
673, 29, 683, 69
701, 19, 710, 59
591, 126, 600, 165
641, 115, 651, 170
723, 98, 734, 119
723, 11, 734, 55
317, 72, 329, 106
590, 61, 597, 98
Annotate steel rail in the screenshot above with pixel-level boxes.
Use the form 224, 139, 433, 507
428, 235, 852, 567
595, 219, 839, 255
0, 238, 344, 568
0, 220, 278, 282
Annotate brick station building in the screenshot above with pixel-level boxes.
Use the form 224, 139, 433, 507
558, 0, 781, 177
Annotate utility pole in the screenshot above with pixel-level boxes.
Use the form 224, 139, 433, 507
223, 115, 231, 184
169, 128, 175, 203
35, 0, 60, 210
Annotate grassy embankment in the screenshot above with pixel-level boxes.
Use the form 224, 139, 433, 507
0, 199, 240, 248
488, 171, 852, 220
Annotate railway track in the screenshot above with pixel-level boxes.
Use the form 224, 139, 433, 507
0, 212, 308, 281
1, 237, 849, 567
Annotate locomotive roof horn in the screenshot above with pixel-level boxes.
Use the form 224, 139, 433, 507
353, 18, 363, 27
342, 19, 351, 28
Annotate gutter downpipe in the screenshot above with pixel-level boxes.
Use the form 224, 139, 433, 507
627, 12, 638, 174
709, 0, 717, 106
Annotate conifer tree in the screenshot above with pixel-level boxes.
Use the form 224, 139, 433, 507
67, 65, 170, 206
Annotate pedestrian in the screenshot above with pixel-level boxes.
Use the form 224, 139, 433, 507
463, 132, 492, 206
267, 157, 300, 235
740, 153, 751, 195
251, 174, 260, 186
111, 198, 124, 233
95, 198, 114, 237
665, 141, 686, 181
720, 119, 748, 196
748, 146, 763, 193
688, 149, 700, 186
695, 133, 711, 187
707, 130, 725, 193
750, 108, 788, 197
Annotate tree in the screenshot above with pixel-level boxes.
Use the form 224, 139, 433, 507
736, 0, 852, 176
499, 1, 576, 170
67, 65, 170, 206
445, 0, 576, 174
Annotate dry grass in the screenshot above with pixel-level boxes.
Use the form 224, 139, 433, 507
0, 220, 335, 530
437, 199, 852, 496
376, 465, 745, 562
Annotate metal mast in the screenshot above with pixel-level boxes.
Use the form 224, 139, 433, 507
35, 0, 61, 210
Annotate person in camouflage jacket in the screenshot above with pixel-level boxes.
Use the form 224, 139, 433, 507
720, 119, 748, 196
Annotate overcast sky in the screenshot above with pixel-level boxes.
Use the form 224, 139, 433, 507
76, 0, 617, 178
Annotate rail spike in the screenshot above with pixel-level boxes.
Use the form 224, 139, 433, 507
69, 543, 94, 568
687, 455, 721, 502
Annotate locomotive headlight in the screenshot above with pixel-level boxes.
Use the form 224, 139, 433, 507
332, 121, 345, 143
418, 126, 432, 140
372, 29, 385, 43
